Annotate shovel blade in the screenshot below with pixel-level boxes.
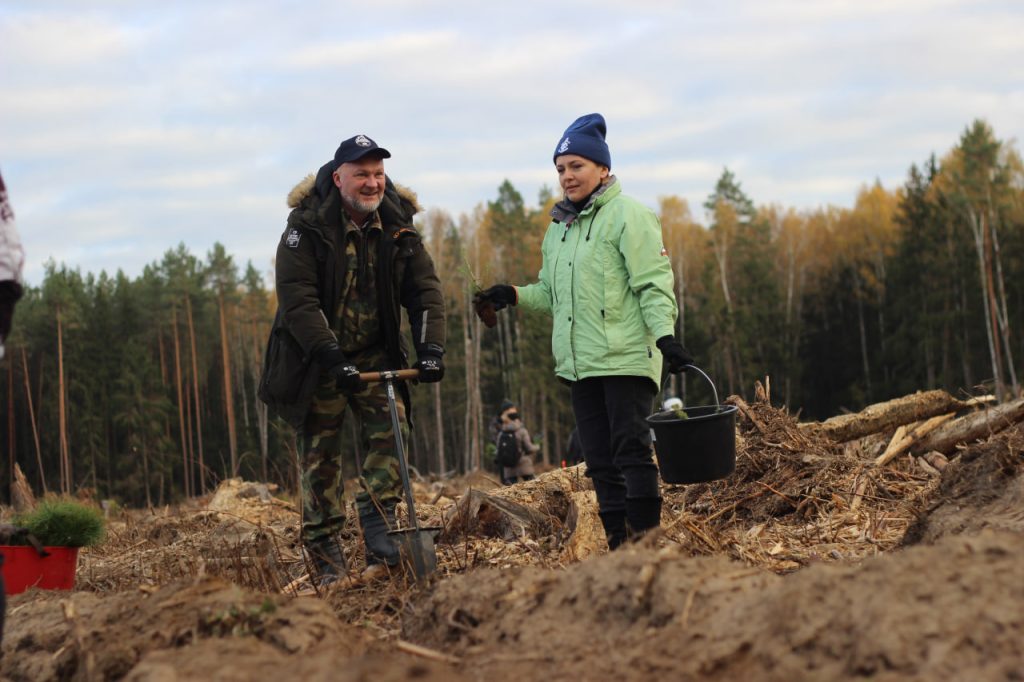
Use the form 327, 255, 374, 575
389, 527, 440, 579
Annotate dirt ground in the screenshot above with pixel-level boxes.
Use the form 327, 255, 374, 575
2, 398, 1022, 681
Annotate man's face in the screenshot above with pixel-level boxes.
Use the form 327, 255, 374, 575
333, 156, 386, 218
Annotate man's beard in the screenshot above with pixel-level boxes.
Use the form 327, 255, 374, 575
342, 190, 383, 217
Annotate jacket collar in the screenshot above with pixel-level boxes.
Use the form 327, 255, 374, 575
549, 176, 619, 224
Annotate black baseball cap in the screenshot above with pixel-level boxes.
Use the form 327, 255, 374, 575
333, 134, 391, 168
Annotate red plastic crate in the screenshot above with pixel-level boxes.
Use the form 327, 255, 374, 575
0, 546, 79, 594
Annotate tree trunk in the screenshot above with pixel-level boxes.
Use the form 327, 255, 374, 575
675, 248, 687, 401
968, 209, 1005, 399
57, 304, 70, 494
959, 284, 973, 390
805, 389, 972, 443
472, 295, 483, 471
186, 295, 205, 492
218, 292, 238, 476
910, 398, 1024, 456
856, 287, 873, 403
157, 326, 168, 387
987, 203, 1019, 395
172, 307, 191, 498
7, 355, 15, 500
462, 287, 473, 474
250, 319, 269, 483
21, 348, 46, 493
433, 382, 444, 476
142, 441, 153, 508
184, 368, 194, 496
540, 385, 550, 467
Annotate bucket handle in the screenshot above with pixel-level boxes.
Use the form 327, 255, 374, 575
682, 364, 720, 408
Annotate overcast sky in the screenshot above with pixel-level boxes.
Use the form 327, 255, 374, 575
2, 0, 1022, 285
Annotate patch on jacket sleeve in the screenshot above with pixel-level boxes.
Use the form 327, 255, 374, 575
286, 228, 301, 248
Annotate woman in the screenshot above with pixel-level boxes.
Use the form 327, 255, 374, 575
474, 113, 693, 549
492, 399, 540, 485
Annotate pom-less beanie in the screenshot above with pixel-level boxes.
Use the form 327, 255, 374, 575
552, 113, 611, 168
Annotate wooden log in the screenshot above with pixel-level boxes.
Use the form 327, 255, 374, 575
909, 398, 1024, 456
874, 413, 955, 467
560, 491, 605, 561
801, 390, 969, 443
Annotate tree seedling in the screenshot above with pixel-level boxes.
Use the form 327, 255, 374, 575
460, 250, 498, 328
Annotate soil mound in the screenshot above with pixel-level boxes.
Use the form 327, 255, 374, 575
903, 424, 1024, 544
3, 576, 465, 681
405, 530, 1024, 681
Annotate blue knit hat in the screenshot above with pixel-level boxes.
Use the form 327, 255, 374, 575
553, 113, 611, 168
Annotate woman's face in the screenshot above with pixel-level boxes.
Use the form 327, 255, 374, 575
555, 154, 609, 203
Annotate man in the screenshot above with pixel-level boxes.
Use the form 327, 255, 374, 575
265, 134, 445, 586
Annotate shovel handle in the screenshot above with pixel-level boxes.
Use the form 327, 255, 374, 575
358, 368, 421, 383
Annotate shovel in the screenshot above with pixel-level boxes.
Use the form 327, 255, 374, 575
358, 368, 440, 580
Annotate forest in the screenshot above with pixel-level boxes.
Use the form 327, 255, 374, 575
2, 119, 1021, 508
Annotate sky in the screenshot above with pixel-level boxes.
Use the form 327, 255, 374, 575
2, 0, 1022, 286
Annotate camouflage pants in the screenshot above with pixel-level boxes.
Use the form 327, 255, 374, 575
300, 354, 407, 543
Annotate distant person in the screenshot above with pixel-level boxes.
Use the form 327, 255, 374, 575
493, 400, 540, 485
0, 168, 25, 645
260, 135, 446, 586
474, 114, 692, 549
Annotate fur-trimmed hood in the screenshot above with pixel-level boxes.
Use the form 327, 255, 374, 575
286, 163, 421, 216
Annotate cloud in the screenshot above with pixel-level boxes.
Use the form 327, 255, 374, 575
1, 0, 1022, 284
2, 12, 145, 67
284, 30, 459, 69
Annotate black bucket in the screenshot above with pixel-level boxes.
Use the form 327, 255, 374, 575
648, 404, 737, 483
648, 365, 737, 484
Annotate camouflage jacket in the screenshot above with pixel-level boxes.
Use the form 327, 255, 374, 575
260, 165, 445, 427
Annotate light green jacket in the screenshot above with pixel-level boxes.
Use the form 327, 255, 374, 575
516, 179, 678, 387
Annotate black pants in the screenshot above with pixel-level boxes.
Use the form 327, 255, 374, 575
570, 375, 659, 515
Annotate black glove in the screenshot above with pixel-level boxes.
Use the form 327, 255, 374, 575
656, 335, 694, 374
414, 343, 445, 383
474, 284, 517, 311
315, 343, 366, 393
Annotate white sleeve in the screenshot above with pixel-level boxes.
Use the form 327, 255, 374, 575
0, 172, 26, 283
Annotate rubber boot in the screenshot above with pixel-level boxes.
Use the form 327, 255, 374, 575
625, 496, 662, 540
598, 510, 628, 550
359, 504, 401, 568
306, 536, 347, 587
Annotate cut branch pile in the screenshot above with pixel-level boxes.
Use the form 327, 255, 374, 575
660, 387, 1024, 571
434, 386, 1024, 577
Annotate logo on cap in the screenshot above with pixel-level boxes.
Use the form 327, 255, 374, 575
558, 137, 571, 154
355, 135, 372, 147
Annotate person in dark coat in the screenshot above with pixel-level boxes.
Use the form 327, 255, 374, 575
264, 135, 446, 585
